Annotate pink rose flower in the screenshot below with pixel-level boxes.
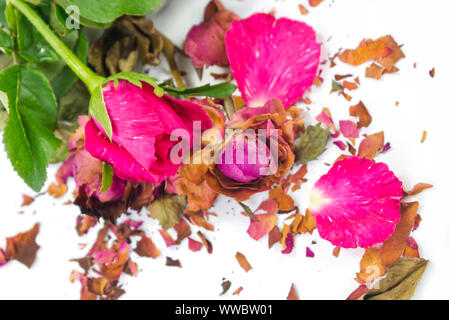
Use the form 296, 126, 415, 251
84, 80, 212, 184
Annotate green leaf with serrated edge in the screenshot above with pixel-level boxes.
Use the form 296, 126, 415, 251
106, 72, 164, 97
365, 258, 429, 300
89, 85, 112, 139
100, 162, 114, 193
148, 194, 186, 230
162, 83, 237, 99
16, 12, 60, 64
294, 124, 329, 164
0, 65, 60, 191
56, 0, 164, 25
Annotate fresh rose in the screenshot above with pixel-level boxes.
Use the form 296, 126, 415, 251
84, 80, 213, 184
57, 116, 158, 223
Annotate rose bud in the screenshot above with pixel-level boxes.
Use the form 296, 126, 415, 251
182, 99, 295, 201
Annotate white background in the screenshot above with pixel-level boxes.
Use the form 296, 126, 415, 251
0, 0, 448, 300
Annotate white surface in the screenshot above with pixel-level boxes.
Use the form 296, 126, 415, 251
0, 0, 448, 300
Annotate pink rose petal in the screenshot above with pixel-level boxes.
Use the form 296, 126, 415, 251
225, 13, 321, 108
306, 247, 315, 258
188, 237, 203, 252
333, 140, 346, 151
247, 213, 278, 241
339, 120, 359, 138
282, 233, 294, 254
309, 156, 403, 248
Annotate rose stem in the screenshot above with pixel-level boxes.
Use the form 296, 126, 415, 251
9, 0, 104, 93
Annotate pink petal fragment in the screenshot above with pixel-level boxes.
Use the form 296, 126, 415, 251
256, 199, 279, 215
339, 120, 359, 138
225, 13, 321, 108
0, 248, 8, 267
93, 249, 118, 266
124, 220, 144, 230
247, 213, 278, 241
333, 140, 346, 151
306, 247, 315, 258
159, 230, 176, 247
281, 233, 294, 254
188, 237, 203, 252
185, 20, 230, 68
309, 156, 403, 248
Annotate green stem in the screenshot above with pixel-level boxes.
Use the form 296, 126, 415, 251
9, 0, 104, 93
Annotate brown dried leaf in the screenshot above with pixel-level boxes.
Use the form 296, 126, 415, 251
349, 101, 372, 128
287, 283, 299, 300
364, 258, 429, 300
148, 195, 186, 230
6, 223, 40, 268
358, 132, 384, 159
235, 252, 252, 272
135, 235, 160, 259
48, 183, 67, 198
381, 202, 418, 265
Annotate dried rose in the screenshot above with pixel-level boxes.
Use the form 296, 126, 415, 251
89, 16, 163, 76
183, 99, 295, 201
184, 0, 239, 68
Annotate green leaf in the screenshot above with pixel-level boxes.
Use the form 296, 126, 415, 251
16, 11, 59, 64
148, 194, 186, 230
331, 80, 343, 93
365, 258, 429, 300
0, 29, 13, 53
0, 64, 60, 191
294, 124, 329, 164
89, 85, 112, 139
49, 1, 69, 36
56, 0, 164, 25
238, 201, 258, 222
106, 72, 164, 96
100, 162, 114, 193
162, 82, 238, 99
0, 0, 7, 28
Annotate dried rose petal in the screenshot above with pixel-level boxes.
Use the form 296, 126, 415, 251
309, 156, 403, 248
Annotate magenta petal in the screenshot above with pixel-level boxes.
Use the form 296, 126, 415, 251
306, 247, 315, 258
309, 156, 403, 249
99, 81, 189, 170
87, 80, 212, 184
84, 120, 166, 183
282, 233, 294, 254
225, 13, 321, 107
